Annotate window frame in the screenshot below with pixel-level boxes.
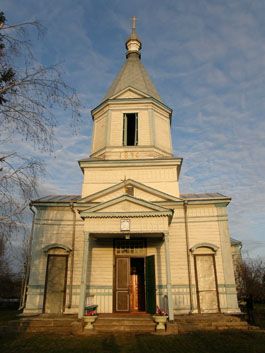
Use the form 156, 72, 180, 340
123, 113, 138, 146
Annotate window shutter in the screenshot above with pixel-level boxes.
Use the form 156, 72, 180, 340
135, 114, 138, 146
123, 114, 127, 145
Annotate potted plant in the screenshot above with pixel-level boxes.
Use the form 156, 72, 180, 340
83, 305, 98, 330
153, 306, 168, 331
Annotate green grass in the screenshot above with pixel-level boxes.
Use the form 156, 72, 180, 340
0, 331, 265, 353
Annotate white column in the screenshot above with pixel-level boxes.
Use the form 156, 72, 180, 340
78, 232, 90, 319
164, 232, 174, 321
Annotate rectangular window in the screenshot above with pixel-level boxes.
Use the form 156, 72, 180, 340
123, 113, 138, 146
114, 238, 146, 256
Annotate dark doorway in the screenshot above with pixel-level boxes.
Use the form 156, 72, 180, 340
130, 258, 145, 311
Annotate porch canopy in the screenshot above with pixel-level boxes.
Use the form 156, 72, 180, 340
78, 195, 174, 320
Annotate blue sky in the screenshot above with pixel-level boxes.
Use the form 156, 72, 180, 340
2, 0, 265, 259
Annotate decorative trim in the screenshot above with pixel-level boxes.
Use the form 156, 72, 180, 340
190, 243, 219, 253
79, 194, 174, 219
81, 211, 172, 218
91, 95, 172, 118
42, 243, 72, 254
78, 157, 182, 167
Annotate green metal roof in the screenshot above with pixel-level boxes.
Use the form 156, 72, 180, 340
103, 52, 162, 102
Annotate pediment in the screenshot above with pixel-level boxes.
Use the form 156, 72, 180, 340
78, 179, 181, 204
79, 195, 173, 218
110, 87, 150, 100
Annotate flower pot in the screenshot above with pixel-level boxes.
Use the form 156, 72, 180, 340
83, 315, 98, 330
153, 315, 168, 330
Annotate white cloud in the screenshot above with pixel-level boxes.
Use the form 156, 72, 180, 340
1, 0, 265, 258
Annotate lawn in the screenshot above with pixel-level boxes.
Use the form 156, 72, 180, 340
1, 308, 265, 353
0, 331, 265, 353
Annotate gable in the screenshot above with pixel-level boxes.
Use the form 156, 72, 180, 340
92, 200, 156, 213
110, 87, 149, 100
79, 194, 173, 219
94, 187, 166, 203
79, 179, 181, 204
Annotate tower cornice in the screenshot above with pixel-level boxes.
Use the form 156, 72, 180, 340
91, 96, 172, 120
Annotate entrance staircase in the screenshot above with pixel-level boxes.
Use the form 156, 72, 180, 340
0, 313, 252, 335
93, 313, 156, 333
0, 314, 80, 335
172, 313, 249, 333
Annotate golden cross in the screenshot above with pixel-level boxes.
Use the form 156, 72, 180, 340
132, 16, 137, 31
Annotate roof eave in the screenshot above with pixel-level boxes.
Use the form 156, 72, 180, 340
91, 96, 172, 119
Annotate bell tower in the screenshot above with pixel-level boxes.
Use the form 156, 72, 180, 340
90, 18, 173, 161
79, 18, 182, 197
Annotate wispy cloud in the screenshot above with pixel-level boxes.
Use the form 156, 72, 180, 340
2, 0, 265, 258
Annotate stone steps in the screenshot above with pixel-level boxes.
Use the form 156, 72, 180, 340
0, 315, 79, 334
93, 315, 156, 333
174, 314, 249, 333
0, 313, 251, 335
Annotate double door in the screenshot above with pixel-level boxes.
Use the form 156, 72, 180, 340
114, 256, 156, 314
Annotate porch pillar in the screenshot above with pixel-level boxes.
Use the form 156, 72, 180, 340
78, 232, 90, 319
164, 232, 174, 322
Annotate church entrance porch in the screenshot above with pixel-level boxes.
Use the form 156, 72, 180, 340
78, 230, 174, 320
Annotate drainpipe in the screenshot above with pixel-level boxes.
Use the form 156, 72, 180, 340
19, 202, 36, 310
68, 202, 77, 309
183, 200, 193, 313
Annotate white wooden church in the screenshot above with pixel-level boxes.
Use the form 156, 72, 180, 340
23, 21, 240, 321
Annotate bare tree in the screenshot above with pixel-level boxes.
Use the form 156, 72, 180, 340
237, 258, 265, 303
0, 11, 81, 248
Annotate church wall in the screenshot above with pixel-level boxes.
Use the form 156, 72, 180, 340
82, 165, 180, 197
138, 110, 151, 145
166, 204, 239, 314
84, 216, 168, 234
216, 205, 239, 312
24, 206, 85, 314
24, 202, 239, 315
109, 111, 122, 146
154, 112, 172, 153
92, 113, 107, 152
168, 217, 192, 313
86, 238, 113, 313
108, 109, 152, 147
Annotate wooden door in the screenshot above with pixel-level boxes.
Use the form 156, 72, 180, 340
115, 257, 130, 312
195, 255, 219, 313
145, 255, 156, 314
44, 255, 67, 314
